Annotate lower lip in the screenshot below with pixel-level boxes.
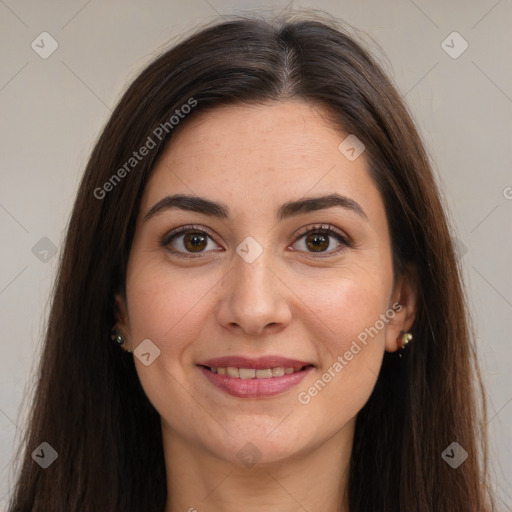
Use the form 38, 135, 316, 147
198, 365, 314, 398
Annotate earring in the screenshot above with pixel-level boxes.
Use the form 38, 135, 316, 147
111, 328, 132, 353
397, 331, 413, 357
401, 331, 413, 348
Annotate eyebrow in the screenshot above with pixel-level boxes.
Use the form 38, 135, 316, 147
143, 193, 368, 222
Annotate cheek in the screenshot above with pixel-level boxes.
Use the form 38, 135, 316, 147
126, 259, 216, 350
296, 268, 392, 418
310, 265, 392, 355
124, 263, 217, 431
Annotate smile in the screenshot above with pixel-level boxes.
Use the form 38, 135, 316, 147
198, 364, 314, 398
207, 365, 309, 378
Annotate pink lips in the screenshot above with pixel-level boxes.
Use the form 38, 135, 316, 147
197, 355, 315, 398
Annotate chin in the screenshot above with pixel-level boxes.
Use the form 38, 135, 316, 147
201, 423, 313, 467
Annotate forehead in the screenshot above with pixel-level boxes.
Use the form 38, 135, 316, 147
139, 101, 385, 226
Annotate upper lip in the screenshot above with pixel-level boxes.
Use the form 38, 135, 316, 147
197, 356, 315, 370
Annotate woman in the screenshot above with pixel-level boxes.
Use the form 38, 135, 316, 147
7, 13, 494, 512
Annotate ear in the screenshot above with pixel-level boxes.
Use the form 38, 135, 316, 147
384, 263, 418, 353
113, 291, 132, 351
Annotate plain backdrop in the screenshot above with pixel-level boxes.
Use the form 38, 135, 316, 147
1, 0, 511, 509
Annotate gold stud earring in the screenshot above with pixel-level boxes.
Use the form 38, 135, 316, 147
401, 331, 413, 349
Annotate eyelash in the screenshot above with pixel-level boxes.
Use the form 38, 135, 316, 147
160, 223, 352, 259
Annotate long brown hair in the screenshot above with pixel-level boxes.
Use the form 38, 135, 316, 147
7, 12, 494, 511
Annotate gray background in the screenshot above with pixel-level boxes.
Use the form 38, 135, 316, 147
1, 0, 511, 509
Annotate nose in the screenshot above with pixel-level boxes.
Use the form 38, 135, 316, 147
215, 250, 292, 336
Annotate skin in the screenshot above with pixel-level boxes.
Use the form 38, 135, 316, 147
115, 100, 417, 512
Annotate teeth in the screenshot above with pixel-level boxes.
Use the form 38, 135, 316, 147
226, 367, 239, 378
272, 367, 285, 377
209, 366, 305, 378
239, 368, 256, 379
256, 369, 272, 379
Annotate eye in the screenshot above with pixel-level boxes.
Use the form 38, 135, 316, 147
161, 223, 352, 259
161, 224, 221, 259
291, 224, 351, 257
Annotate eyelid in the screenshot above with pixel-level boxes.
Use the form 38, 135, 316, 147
160, 224, 218, 245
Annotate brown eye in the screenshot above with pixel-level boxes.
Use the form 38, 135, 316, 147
161, 225, 220, 258
292, 225, 351, 256
182, 232, 208, 252
304, 232, 330, 252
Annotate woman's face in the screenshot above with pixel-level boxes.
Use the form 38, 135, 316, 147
116, 100, 415, 466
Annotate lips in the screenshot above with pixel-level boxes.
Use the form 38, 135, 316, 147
196, 355, 315, 398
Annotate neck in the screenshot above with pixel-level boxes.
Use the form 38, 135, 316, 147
162, 419, 354, 512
